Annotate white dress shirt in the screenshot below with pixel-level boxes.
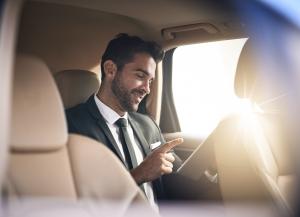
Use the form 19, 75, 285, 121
94, 95, 157, 209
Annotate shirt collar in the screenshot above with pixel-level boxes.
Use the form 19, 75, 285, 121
94, 94, 128, 125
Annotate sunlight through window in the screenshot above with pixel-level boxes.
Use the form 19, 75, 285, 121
172, 38, 247, 136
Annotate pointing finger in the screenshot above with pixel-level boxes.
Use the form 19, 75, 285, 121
159, 138, 183, 153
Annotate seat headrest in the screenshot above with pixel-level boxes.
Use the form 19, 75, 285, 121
234, 40, 289, 111
11, 55, 68, 152
234, 40, 261, 101
54, 70, 100, 109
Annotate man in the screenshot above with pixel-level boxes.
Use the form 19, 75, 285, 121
66, 33, 183, 205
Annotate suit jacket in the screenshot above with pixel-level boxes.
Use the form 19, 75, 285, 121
66, 95, 179, 199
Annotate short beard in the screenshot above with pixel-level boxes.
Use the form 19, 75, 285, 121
111, 73, 136, 112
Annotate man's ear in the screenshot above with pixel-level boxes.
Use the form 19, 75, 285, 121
103, 60, 117, 79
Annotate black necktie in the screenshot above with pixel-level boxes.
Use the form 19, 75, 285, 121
115, 118, 138, 169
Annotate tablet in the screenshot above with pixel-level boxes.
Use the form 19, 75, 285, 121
175, 133, 215, 180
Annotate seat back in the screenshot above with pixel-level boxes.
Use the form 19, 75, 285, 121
9, 55, 75, 198
8, 55, 153, 213
214, 40, 296, 214
54, 69, 100, 109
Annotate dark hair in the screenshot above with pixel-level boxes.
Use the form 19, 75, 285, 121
100, 33, 164, 81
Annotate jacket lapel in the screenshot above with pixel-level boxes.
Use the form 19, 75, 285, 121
128, 115, 151, 155
86, 96, 127, 166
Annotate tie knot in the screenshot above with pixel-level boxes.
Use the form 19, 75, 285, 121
115, 118, 128, 128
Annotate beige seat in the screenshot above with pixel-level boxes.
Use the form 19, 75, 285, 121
7, 54, 154, 214
214, 40, 296, 214
54, 69, 100, 109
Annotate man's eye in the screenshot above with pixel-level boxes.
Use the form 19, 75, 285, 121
136, 73, 144, 79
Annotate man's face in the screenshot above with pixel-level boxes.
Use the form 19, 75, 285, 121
111, 52, 156, 112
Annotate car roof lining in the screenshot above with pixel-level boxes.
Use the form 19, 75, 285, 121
29, 0, 246, 44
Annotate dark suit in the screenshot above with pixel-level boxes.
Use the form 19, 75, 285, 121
66, 95, 181, 199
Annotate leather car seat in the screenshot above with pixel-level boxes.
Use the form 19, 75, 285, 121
54, 69, 100, 109
7, 54, 155, 214
214, 40, 296, 215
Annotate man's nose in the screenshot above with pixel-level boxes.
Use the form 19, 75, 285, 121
142, 81, 151, 94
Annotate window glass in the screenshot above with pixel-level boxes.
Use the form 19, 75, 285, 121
172, 38, 247, 136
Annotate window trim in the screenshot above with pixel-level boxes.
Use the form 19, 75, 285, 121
160, 48, 181, 133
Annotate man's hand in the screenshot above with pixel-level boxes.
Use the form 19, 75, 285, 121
130, 138, 183, 185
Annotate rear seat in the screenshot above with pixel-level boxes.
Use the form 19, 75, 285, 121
8, 54, 155, 214
54, 69, 100, 109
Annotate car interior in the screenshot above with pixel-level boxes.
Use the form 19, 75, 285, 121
1, 0, 300, 216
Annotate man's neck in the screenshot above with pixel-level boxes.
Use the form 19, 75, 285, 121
96, 89, 126, 116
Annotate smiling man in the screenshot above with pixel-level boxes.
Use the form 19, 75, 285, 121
66, 33, 183, 206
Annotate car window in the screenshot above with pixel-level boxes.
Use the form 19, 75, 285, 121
172, 38, 247, 136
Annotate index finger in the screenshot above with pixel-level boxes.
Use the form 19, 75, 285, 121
159, 138, 184, 153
